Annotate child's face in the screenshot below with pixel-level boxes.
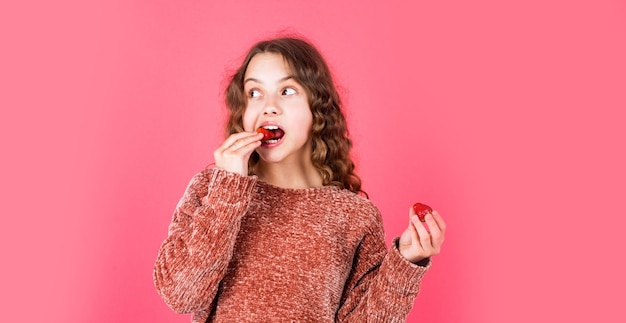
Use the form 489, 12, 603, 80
242, 53, 313, 164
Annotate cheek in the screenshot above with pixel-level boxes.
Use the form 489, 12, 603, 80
301, 106, 314, 130
242, 106, 255, 131
292, 109, 314, 141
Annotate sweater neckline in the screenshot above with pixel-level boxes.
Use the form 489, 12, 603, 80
255, 180, 341, 196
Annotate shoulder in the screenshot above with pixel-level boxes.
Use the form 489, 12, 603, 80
332, 188, 377, 210
329, 188, 383, 226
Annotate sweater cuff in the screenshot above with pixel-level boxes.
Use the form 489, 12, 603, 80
199, 168, 258, 210
387, 237, 431, 288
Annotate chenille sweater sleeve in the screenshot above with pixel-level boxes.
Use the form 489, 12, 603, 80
337, 208, 431, 322
153, 168, 257, 314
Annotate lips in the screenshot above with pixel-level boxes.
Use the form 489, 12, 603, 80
256, 125, 285, 143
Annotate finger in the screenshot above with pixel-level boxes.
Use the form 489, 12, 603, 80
431, 210, 447, 234
410, 215, 429, 247
238, 132, 264, 149
225, 137, 263, 154
431, 211, 447, 242
408, 206, 423, 245
424, 213, 442, 238
412, 216, 433, 253
218, 132, 262, 152
233, 136, 263, 152
424, 213, 444, 252
409, 205, 431, 232
408, 214, 421, 247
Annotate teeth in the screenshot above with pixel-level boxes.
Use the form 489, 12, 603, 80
262, 125, 279, 130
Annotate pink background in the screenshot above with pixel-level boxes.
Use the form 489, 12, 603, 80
2, 0, 625, 322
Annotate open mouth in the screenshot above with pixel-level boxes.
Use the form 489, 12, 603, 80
256, 125, 285, 144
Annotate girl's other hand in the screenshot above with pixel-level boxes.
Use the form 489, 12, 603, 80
398, 207, 446, 264
213, 132, 264, 176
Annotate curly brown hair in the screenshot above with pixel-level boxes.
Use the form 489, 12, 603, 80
224, 36, 366, 197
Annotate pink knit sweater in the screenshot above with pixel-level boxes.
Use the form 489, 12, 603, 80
154, 168, 431, 322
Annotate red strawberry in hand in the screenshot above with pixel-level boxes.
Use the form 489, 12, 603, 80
412, 202, 433, 222
256, 127, 275, 141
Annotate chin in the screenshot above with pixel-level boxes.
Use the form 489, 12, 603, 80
256, 151, 286, 164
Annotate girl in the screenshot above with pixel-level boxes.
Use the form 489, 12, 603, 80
154, 36, 446, 322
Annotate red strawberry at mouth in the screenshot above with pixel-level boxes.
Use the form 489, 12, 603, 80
412, 203, 433, 222
256, 128, 274, 140
256, 126, 284, 142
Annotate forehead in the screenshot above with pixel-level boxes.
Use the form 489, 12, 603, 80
244, 53, 293, 80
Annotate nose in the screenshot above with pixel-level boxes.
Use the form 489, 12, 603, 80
263, 94, 281, 115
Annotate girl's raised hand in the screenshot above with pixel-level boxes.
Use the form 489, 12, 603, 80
213, 131, 264, 176
398, 207, 446, 264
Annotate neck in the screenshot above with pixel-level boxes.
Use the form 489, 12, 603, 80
254, 160, 323, 189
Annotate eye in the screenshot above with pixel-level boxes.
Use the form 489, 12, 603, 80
281, 87, 297, 96
248, 89, 262, 98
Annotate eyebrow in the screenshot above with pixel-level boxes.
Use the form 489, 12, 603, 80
243, 75, 295, 85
